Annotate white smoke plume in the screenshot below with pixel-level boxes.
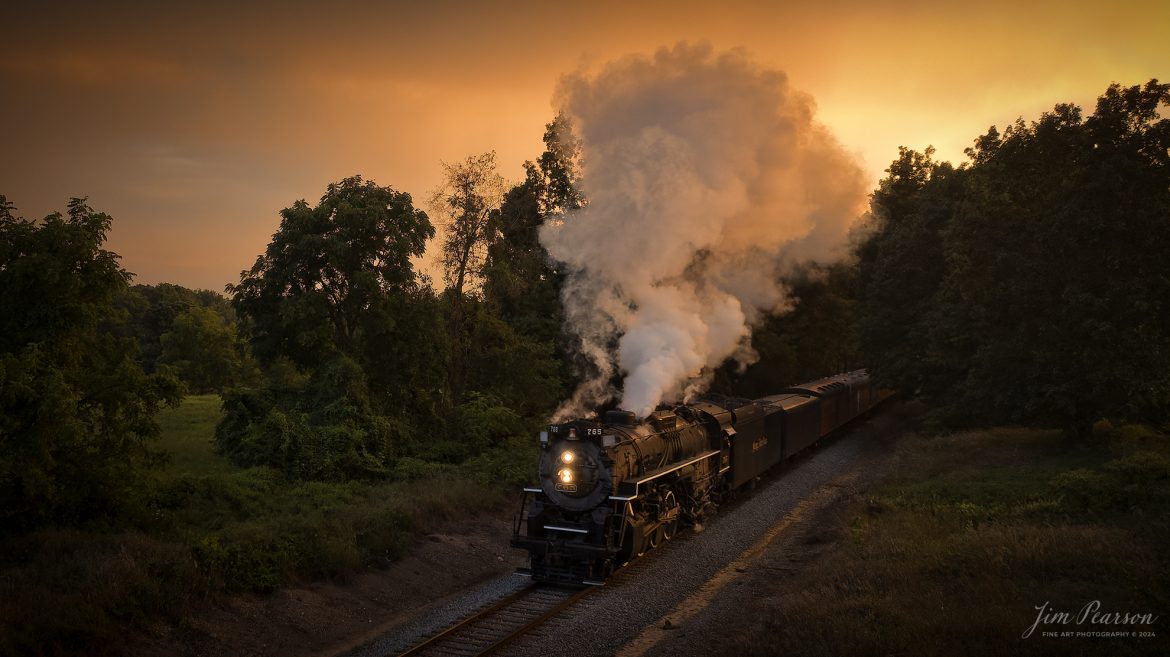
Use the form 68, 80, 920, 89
541, 43, 867, 420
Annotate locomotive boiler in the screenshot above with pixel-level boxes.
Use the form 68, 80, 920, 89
511, 370, 892, 584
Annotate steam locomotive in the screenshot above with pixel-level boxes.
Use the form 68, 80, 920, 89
511, 370, 892, 584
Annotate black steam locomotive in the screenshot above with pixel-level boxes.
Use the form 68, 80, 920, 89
511, 370, 892, 584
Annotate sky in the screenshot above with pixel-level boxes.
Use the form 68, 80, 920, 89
2, 0, 1167, 292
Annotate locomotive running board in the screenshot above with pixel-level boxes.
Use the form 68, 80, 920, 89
614, 449, 721, 499
544, 525, 589, 534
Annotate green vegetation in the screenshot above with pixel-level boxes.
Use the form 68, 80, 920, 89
0, 197, 184, 534
859, 81, 1170, 435
216, 117, 579, 481
116, 281, 258, 393
0, 114, 578, 656
1, 395, 534, 656
729, 424, 1170, 657
712, 262, 862, 397
155, 394, 236, 475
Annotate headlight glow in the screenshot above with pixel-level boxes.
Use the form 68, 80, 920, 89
560, 450, 576, 464
558, 468, 574, 484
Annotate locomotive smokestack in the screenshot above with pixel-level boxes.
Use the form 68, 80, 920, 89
542, 42, 867, 420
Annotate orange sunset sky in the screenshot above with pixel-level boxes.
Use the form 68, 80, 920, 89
2, 0, 1167, 292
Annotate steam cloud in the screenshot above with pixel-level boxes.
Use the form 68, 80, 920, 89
541, 43, 867, 420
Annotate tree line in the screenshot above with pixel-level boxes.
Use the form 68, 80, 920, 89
2, 81, 1167, 537
856, 80, 1170, 436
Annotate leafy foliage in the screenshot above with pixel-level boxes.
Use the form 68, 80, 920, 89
116, 283, 237, 375
229, 175, 434, 370
430, 151, 508, 299
0, 197, 182, 533
473, 113, 584, 410
216, 355, 402, 480
857, 147, 963, 398
859, 80, 1170, 434
219, 177, 448, 478
160, 305, 258, 393
429, 151, 508, 401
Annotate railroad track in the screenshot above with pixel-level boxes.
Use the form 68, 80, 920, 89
396, 583, 591, 657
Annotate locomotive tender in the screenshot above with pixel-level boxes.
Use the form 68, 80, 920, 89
512, 370, 892, 584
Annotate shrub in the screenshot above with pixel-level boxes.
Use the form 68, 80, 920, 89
216, 355, 401, 480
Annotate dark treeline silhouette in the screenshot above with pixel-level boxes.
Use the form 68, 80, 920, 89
858, 80, 1170, 436
710, 261, 862, 398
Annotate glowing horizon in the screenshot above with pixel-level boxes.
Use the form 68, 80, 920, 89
1, 0, 1166, 291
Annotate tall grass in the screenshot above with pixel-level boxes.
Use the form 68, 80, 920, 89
726, 426, 1170, 657
154, 394, 238, 476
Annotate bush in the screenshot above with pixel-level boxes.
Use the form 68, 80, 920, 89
216, 356, 402, 479
392, 457, 458, 481
460, 434, 539, 489
1053, 450, 1170, 513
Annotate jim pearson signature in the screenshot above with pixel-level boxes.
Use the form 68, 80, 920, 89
1022, 601, 1158, 639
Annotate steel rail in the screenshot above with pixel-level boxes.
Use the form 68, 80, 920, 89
395, 584, 591, 657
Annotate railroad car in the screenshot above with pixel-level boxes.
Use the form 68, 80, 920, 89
511, 369, 892, 584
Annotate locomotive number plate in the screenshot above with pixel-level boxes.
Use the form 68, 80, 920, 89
555, 483, 578, 492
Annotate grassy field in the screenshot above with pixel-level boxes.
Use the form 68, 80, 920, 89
155, 394, 237, 476
726, 424, 1170, 657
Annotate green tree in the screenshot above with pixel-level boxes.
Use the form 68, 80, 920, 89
936, 81, 1170, 434
858, 146, 963, 398
533, 112, 585, 216
0, 196, 181, 532
858, 80, 1170, 435
481, 115, 582, 346
229, 175, 434, 370
472, 115, 586, 415
117, 282, 247, 383
159, 305, 257, 393
219, 177, 442, 478
215, 353, 399, 479
431, 152, 507, 301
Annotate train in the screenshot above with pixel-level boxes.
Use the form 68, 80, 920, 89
511, 369, 893, 585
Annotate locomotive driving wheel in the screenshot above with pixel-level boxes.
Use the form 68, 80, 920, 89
647, 525, 661, 550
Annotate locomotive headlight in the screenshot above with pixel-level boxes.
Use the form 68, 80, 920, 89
560, 450, 576, 465
558, 467, 574, 484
